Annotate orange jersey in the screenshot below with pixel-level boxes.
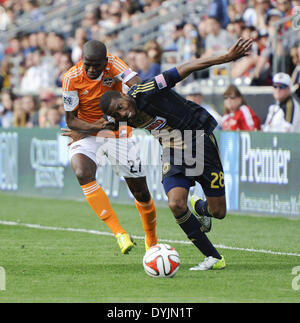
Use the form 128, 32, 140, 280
62, 54, 137, 123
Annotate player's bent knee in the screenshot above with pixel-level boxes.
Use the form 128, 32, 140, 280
168, 199, 187, 217
212, 208, 226, 220
74, 167, 95, 185
207, 196, 227, 219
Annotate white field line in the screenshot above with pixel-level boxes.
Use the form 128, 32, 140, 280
1, 220, 300, 258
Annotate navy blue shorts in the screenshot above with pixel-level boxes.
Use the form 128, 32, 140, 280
162, 133, 225, 197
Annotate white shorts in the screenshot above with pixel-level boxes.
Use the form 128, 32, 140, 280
69, 135, 146, 178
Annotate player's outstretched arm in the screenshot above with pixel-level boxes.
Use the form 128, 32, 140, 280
176, 38, 253, 81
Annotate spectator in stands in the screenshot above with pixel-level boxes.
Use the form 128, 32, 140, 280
0, 56, 12, 90
38, 106, 48, 128
23, 0, 45, 22
0, 88, 14, 128
71, 27, 88, 64
157, 11, 182, 51
120, 0, 141, 23
208, 0, 230, 29
227, 2, 238, 22
222, 84, 261, 131
250, 8, 284, 85
21, 32, 34, 57
6, 34, 22, 58
0, 4, 10, 31
185, 86, 223, 128
290, 42, 300, 98
243, 0, 271, 30
22, 94, 39, 127
200, 16, 234, 79
256, 29, 269, 54
4, 6, 17, 30
230, 26, 259, 78
46, 32, 67, 55
274, 0, 294, 31
99, 2, 110, 22
36, 31, 48, 53
36, 89, 57, 127
55, 51, 73, 87
9, 1, 23, 21
143, 0, 162, 11
20, 47, 55, 93
55, 96, 67, 128
233, 0, 249, 21
12, 97, 27, 127
124, 48, 138, 71
47, 106, 62, 128
231, 16, 246, 38
176, 23, 199, 63
98, 2, 119, 30
135, 49, 161, 81
197, 18, 209, 57
144, 40, 163, 65
27, 32, 39, 53
39, 89, 56, 111
226, 21, 239, 44
263, 72, 300, 132
202, 16, 234, 59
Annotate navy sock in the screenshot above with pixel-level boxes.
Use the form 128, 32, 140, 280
175, 209, 221, 259
195, 199, 212, 217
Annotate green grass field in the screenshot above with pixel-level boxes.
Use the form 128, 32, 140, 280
0, 193, 299, 303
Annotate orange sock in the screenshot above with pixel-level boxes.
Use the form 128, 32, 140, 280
81, 180, 126, 236
135, 197, 157, 247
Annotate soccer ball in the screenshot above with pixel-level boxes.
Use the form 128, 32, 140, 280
143, 243, 180, 278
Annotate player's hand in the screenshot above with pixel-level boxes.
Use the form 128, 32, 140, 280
227, 38, 253, 62
61, 128, 86, 146
94, 118, 116, 131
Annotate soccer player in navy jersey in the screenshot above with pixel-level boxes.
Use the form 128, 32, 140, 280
99, 38, 252, 270
64, 38, 252, 270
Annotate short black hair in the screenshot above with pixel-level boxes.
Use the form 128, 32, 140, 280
99, 90, 122, 114
83, 40, 107, 59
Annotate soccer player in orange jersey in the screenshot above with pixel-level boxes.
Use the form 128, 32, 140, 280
61, 40, 157, 254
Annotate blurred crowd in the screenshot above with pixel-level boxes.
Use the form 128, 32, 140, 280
0, 0, 299, 131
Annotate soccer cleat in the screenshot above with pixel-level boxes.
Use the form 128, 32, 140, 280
116, 233, 134, 254
190, 195, 212, 233
145, 236, 158, 251
189, 255, 226, 271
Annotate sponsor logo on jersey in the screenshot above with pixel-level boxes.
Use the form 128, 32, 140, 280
144, 116, 167, 131
103, 77, 114, 87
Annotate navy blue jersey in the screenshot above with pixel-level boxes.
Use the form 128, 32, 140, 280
127, 67, 218, 134
126, 68, 224, 196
